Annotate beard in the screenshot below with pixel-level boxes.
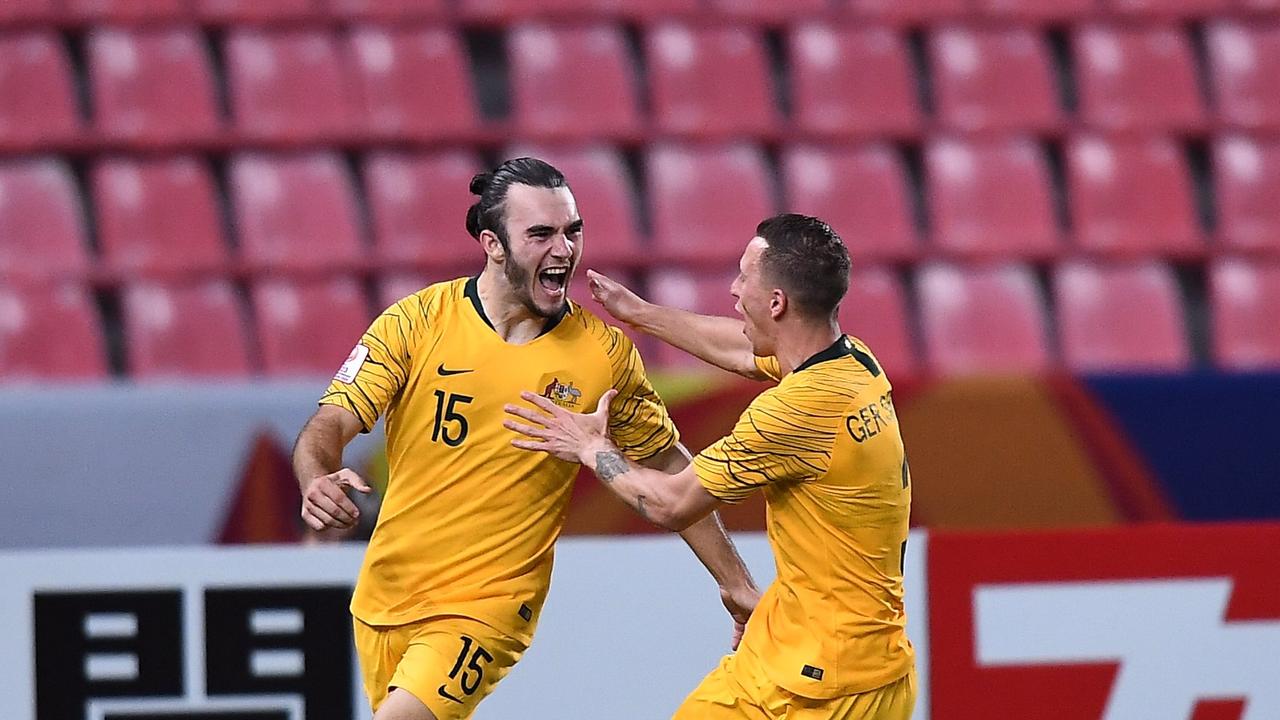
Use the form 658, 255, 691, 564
503, 254, 568, 319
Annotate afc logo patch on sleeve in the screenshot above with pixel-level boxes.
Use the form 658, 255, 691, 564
334, 344, 369, 384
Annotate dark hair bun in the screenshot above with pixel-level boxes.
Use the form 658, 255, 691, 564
465, 203, 483, 239
469, 172, 494, 196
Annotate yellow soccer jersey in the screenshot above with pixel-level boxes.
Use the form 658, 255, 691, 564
319, 277, 678, 644
694, 335, 914, 698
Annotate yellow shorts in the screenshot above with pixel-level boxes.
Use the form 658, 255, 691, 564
674, 646, 916, 720
353, 615, 526, 719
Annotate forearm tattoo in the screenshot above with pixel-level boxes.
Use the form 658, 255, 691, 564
595, 450, 631, 483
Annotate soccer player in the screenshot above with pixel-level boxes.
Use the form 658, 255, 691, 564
504, 214, 916, 720
292, 158, 759, 720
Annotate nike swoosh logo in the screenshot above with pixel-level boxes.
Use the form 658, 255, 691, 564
437, 364, 474, 376
437, 685, 464, 704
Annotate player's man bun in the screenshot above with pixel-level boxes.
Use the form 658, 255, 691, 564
463, 158, 568, 248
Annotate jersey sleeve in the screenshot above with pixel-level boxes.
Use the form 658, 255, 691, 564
604, 327, 679, 461
319, 297, 422, 433
754, 355, 783, 381
693, 385, 837, 503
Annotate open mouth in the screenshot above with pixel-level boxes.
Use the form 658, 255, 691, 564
538, 267, 569, 294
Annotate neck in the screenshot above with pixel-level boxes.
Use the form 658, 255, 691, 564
772, 318, 842, 376
475, 266, 549, 344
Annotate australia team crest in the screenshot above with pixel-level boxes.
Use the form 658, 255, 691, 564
541, 377, 582, 409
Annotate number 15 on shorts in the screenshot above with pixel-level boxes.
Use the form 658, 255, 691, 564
438, 636, 493, 704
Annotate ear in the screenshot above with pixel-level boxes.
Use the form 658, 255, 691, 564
769, 288, 787, 320
479, 229, 506, 262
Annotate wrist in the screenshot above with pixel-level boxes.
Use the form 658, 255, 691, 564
581, 437, 616, 469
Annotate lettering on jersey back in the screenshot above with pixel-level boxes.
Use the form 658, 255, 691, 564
845, 391, 899, 443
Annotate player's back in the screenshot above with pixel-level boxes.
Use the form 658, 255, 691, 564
321, 278, 677, 644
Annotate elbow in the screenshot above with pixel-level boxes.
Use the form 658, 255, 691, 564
654, 501, 699, 532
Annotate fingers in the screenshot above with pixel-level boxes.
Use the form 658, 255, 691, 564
596, 388, 618, 415
309, 489, 358, 527
502, 419, 552, 440
333, 468, 373, 494
504, 402, 551, 426
511, 438, 548, 451
519, 391, 563, 415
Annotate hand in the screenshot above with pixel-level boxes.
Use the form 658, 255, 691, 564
720, 584, 761, 650
300, 468, 372, 532
587, 270, 648, 325
504, 389, 617, 464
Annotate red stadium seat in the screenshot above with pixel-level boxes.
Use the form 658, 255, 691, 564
0, 284, 107, 381
364, 149, 484, 271
972, 0, 1094, 23
925, 138, 1061, 259
0, 0, 58, 25
1213, 136, 1280, 254
707, 0, 831, 24
1073, 25, 1205, 132
67, 0, 188, 21
225, 29, 352, 143
648, 268, 739, 369
347, 26, 476, 142
0, 159, 90, 280
1235, 0, 1280, 15
847, 0, 968, 25
252, 276, 372, 378
457, 0, 698, 22
788, 24, 921, 139
377, 271, 461, 310
1054, 261, 1191, 372
647, 144, 775, 265
1102, 0, 1231, 18
840, 266, 918, 378
646, 24, 778, 139
917, 263, 1052, 375
88, 29, 220, 145
1210, 259, 1280, 370
324, 0, 447, 20
1066, 135, 1203, 258
122, 281, 253, 379
196, 0, 314, 22
92, 156, 228, 278
230, 153, 364, 273
507, 145, 642, 266
1207, 22, 1280, 131
929, 26, 1063, 134
509, 24, 640, 141
0, 33, 79, 151
781, 144, 919, 263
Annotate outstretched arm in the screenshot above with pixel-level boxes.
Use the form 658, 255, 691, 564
587, 270, 767, 380
641, 444, 761, 647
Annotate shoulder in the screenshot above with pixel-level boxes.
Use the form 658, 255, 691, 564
384, 277, 469, 325
567, 302, 634, 353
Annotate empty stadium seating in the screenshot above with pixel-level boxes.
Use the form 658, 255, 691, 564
1207, 21, 1280, 131
230, 153, 365, 272
1213, 135, 1280, 254
0, 33, 79, 151
929, 26, 1063, 134
847, 0, 968, 25
1104, 0, 1232, 18
347, 25, 477, 142
647, 144, 775, 264
1066, 135, 1204, 257
0, 159, 90, 279
378, 272, 456, 310
196, 0, 314, 23
1054, 261, 1192, 372
1073, 25, 1206, 132
225, 29, 352, 143
508, 24, 641, 141
88, 29, 221, 146
840, 267, 919, 378
67, 0, 187, 23
0, 284, 107, 380
781, 144, 919, 262
1209, 259, 1280, 370
92, 156, 229, 277
788, 24, 920, 139
251, 276, 372, 377
646, 24, 778, 138
456, 0, 699, 23
917, 264, 1052, 375
122, 281, 253, 378
324, 0, 449, 20
647, 268, 740, 369
364, 149, 484, 271
971, 0, 1094, 23
925, 138, 1061, 259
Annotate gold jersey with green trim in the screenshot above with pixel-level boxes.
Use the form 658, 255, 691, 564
693, 335, 914, 699
319, 277, 678, 644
